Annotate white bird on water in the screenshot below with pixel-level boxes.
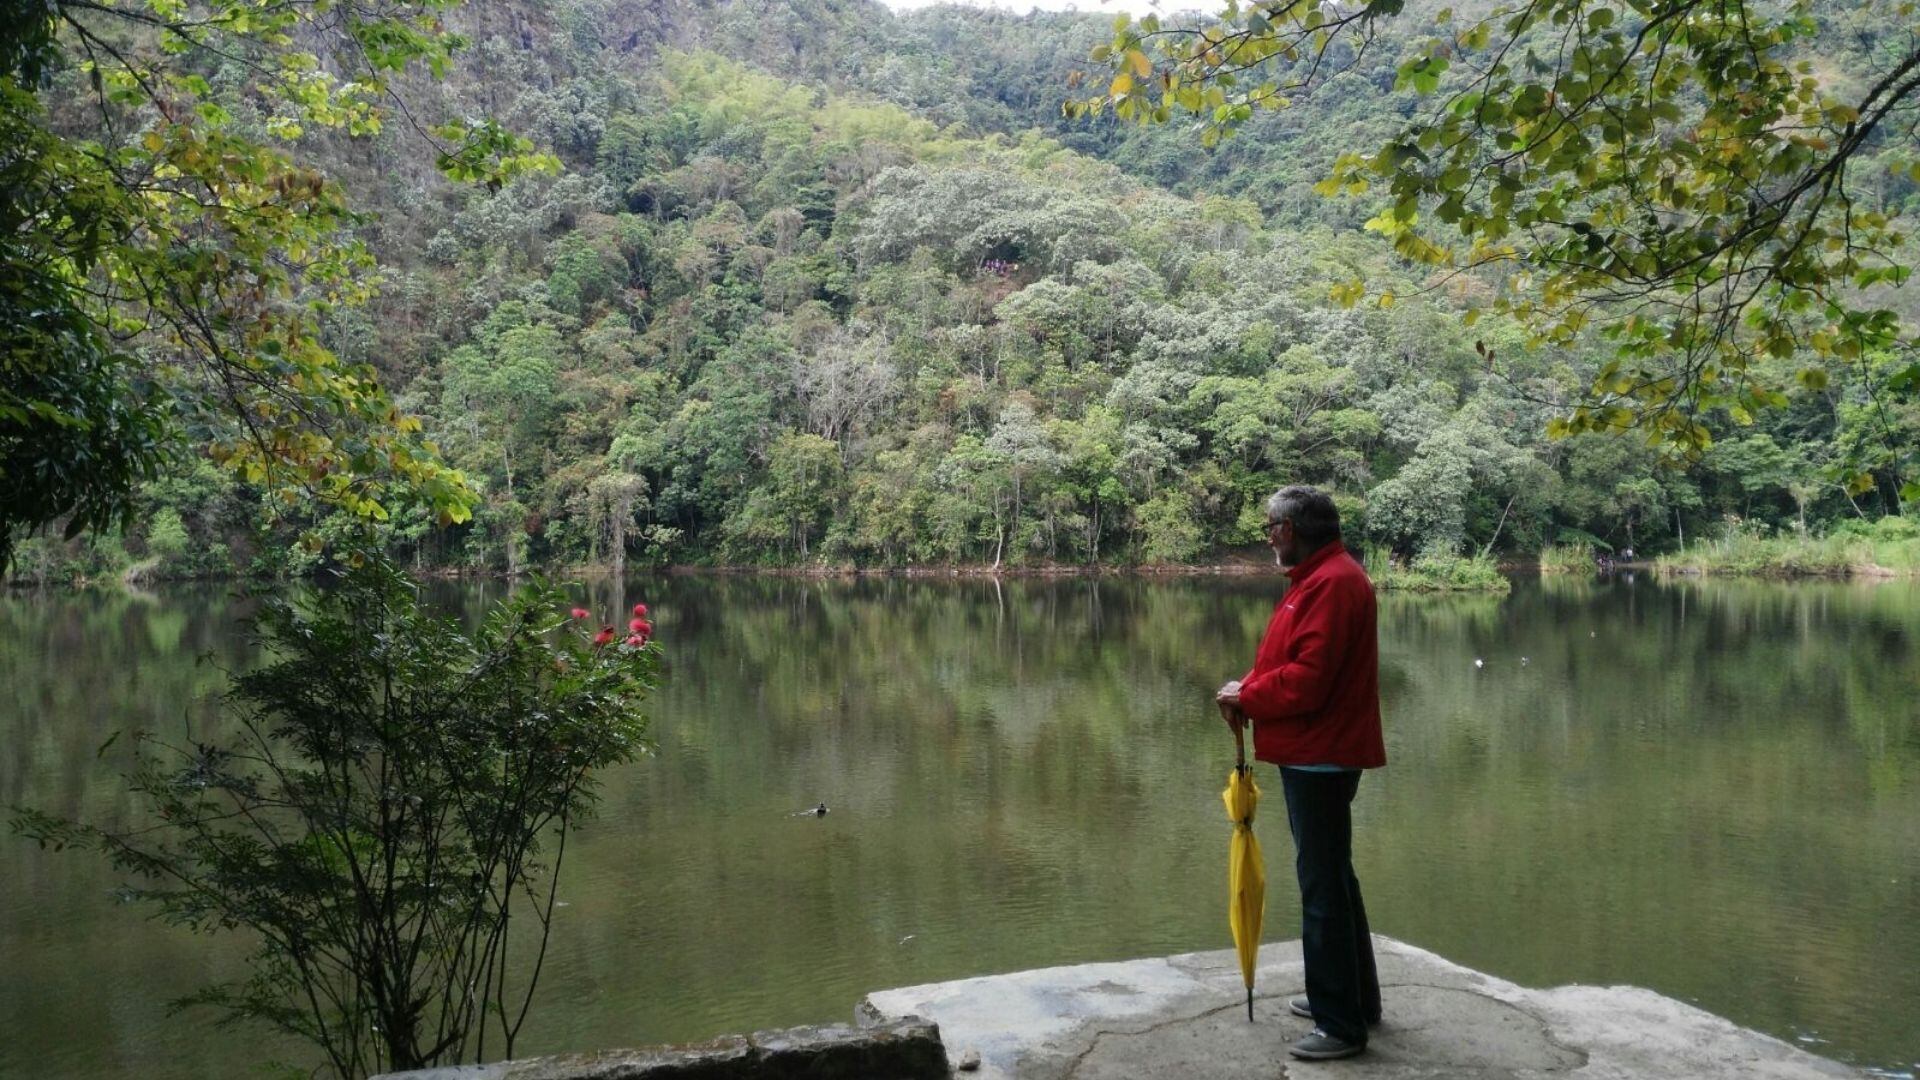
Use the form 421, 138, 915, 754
1474, 658, 1484, 669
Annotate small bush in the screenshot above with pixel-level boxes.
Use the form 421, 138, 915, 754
1539, 542, 1595, 574
12, 555, 661, 1077
1366, 547, 1511, 592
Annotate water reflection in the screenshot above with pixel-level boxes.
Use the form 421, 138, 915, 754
3, 574, 1917, 1077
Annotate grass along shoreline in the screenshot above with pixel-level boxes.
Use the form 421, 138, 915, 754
1531, 518, 1920, 580
1539, 542, 1605, 574
1653, 527, 1920, 578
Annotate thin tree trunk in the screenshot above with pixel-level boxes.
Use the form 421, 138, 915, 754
1088, 499, 1100, 565
1842, 484, 1868, 519
1011, 474, 1021, 547
609, 503, 627, 578
1480, 493, 1518, 559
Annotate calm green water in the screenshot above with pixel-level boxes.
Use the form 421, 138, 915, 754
3, 574, 1918, 1078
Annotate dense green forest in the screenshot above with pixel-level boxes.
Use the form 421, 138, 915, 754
8, 0, 1918, 582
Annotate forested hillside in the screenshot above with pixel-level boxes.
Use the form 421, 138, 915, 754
10, 0, 1916, 581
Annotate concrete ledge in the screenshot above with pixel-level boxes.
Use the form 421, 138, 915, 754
861, 937, 1862, 1079
372, 1016, 948, 1080
379, 938, 1864, 1080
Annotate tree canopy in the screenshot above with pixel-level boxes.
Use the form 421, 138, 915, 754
0, 0, 559, 566
6, 0, 1915, 583
1073, 0, 1920, 501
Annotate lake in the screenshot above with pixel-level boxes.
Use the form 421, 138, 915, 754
3, 573, 1917, 1078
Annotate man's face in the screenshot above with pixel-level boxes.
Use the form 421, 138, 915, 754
1265, 515, 1299, 568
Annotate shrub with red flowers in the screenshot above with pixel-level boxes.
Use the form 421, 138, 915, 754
625, 603, 653, 646
11, 556, 661, 1077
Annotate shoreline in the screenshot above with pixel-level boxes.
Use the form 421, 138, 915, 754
3, 560, 1289, 590
6, 558, 1519, 591
12, 556, 1918, 590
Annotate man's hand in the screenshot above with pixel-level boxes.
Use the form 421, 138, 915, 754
1216, 680, 1244, 732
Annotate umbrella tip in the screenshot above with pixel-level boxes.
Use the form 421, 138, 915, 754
1247, 988, 1255, 1022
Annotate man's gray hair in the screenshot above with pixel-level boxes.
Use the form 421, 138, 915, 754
1266, 485, 1341, 548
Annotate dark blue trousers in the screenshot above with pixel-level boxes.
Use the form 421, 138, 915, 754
1280, 767, 1381, 1046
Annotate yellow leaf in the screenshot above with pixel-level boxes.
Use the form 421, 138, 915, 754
1127, 48, 1153, 78
1111, 72, 1135, 97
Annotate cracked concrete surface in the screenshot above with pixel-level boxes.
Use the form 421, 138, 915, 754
860, 937, 1861, 1079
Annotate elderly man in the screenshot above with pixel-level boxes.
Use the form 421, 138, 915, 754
1216, 485, 1385, 1062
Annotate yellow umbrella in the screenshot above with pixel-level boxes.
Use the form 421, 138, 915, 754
1223, 716, 1265, 1022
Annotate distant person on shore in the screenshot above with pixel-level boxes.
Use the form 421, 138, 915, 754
1215, 485, 1386, 1062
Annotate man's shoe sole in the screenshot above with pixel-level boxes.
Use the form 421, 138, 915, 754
1288, 1041, 1365, 1061
1288, 998, 1381, 1025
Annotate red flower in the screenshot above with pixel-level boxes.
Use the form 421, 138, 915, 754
632, 602, 648, 617
593, 627, 615, 647
630, 616, 656, 634
625, 634, 643, 646
571, 607, 591, 619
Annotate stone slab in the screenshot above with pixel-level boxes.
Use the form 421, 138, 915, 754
372, 1016, 946, 1080
860, 937, 1862, 1080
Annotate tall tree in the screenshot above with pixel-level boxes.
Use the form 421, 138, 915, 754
587, 470, 648, 575
0, 0, 556, 565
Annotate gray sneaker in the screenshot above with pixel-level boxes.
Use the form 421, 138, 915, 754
1289, 997, 1382, 1026
1289, 1028, 1365, 1061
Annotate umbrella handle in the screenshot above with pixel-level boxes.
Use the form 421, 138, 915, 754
1233, 709, 1247, 770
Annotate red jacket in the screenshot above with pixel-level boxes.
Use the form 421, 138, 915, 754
1240, 541, 1386, 769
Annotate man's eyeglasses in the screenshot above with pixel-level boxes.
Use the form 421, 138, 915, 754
1263, 518, 1285, 534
